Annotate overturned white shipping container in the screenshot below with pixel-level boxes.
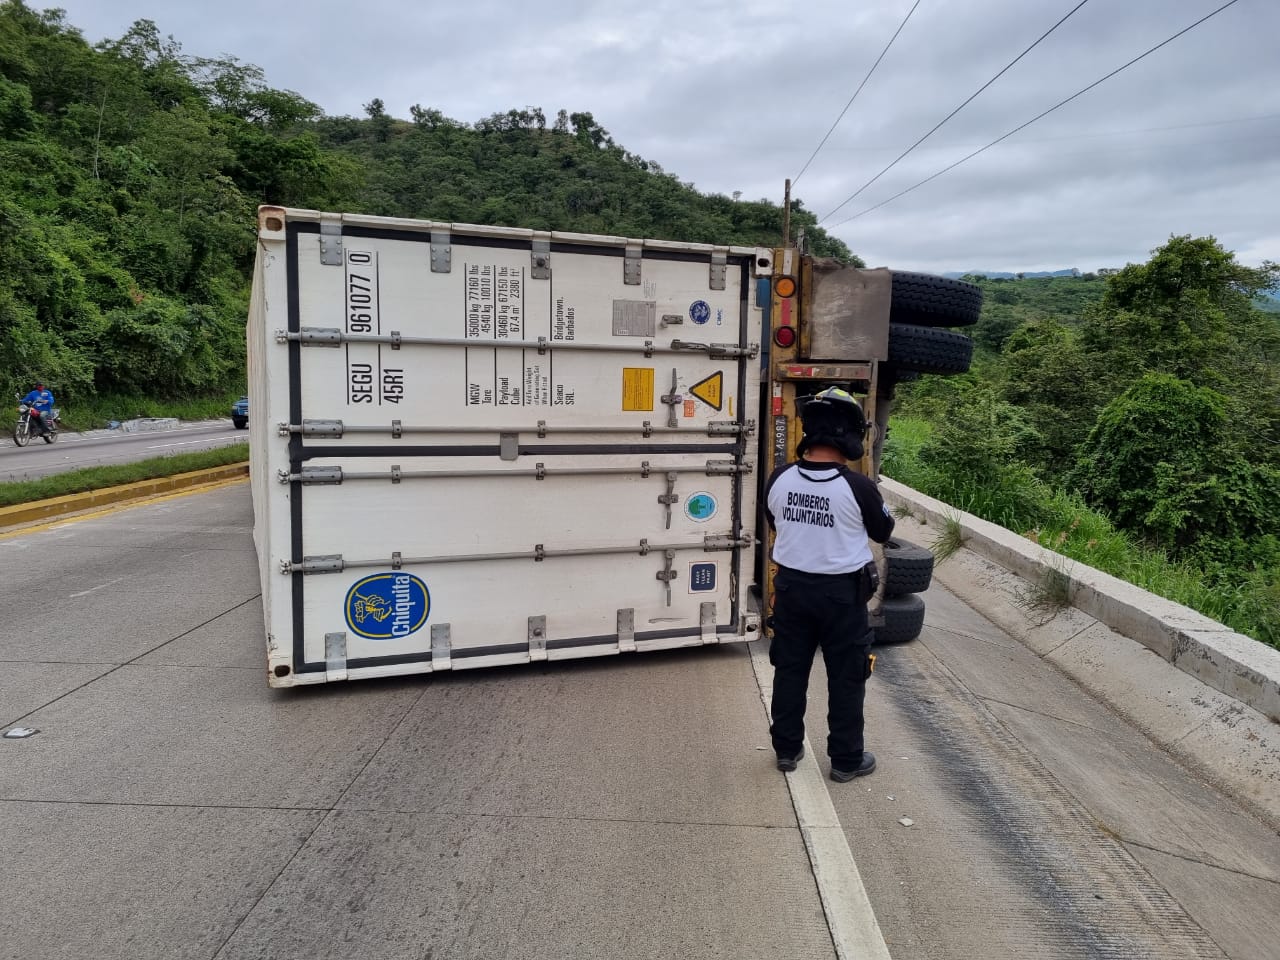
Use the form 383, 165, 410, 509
249, 207, 768, 686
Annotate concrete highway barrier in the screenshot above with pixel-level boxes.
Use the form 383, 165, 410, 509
880, 477, 1280, 723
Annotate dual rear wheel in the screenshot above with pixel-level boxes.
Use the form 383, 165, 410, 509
872, 272, 981, 643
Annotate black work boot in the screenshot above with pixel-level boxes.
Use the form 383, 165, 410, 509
776, 746, 804, 772
830, 751, 876, 782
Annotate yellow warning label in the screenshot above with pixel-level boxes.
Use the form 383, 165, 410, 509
690, 371, 724, 411
622, 368, 654, 411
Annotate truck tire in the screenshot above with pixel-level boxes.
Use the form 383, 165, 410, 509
888, 323, 973, 375
875, 594, 926, 644
883, 538, 934, 597
891, 271, 982, 328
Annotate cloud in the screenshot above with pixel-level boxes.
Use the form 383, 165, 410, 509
48, 0, 1280, 271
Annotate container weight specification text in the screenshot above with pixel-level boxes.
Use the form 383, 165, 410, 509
465, 262, 575, 407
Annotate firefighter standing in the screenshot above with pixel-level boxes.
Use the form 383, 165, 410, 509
764, 387, 894, 782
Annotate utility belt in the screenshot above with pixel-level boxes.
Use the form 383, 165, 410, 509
776, 562, 879, 603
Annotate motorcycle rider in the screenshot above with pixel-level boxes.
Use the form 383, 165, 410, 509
21, 382, 55, 437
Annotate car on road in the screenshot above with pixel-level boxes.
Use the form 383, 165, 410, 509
231, 396, 248, 430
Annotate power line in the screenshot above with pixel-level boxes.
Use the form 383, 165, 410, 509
797, 112, 1280, 154
708, 112, 1280, 154
828, 0, 1244, 230
990, 112, 1280, 146
830, 0, 1248, 229
819, 0, 1092, 223
792, 0, 923, 187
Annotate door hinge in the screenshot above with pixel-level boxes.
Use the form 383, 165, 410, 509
319, 218, 343, 266
297, 419, 344, 438
430, 229, 452, 273
704, 534, 753, 551
295, 327, 343, 346
293, 465, 343, 485
700, 602, 718, 643
624, 243, 642, 285
531, 237, 551, 279
707, 420, 755, 437
669, 340, 759, 360
431, 623, 452, 670
706, 460, 752, 476
617, 608, 636, 653
325, 632, 348, 681
528, 615, 547, 661
709, 249, 728, 291
281, 555, 344, 575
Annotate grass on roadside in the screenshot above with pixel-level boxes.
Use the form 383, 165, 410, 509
883, 416, 1279, 649
0, 443, 249, 508
929, 512, 969, 563
56, 392, 246, 432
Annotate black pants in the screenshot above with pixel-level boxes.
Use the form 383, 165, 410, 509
769, 566, 872, 768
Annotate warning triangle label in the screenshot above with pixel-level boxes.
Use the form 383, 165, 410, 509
689, 371, 724, 411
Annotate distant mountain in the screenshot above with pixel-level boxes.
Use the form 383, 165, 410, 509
942, 269, 1082, 280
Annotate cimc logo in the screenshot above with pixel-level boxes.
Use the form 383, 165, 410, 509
344, 573, 430, 640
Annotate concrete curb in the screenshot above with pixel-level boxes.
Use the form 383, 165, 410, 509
0, 463, 249, 529
880, 477, 1280, 723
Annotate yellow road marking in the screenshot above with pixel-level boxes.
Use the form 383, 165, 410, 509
0, 477, 248, 540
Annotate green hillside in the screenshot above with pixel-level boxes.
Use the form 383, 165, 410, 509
0, 1, 850, 420
963, 274, 1107, 351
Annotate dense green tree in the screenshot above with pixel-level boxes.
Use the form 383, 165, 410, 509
1077, 236, 1280, 464
995, 320, 1099, 476
898, 237, 1279, 637
915, 382, 1045, 525
1070, 373, 1279, 565
1079, 236, 1277, 385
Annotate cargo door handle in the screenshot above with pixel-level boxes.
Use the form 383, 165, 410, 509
658, 472, 679, 529
659, 368, 682, 429
656, 549, 678, 607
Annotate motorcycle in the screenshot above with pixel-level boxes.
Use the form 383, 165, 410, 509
14, 394, 59, 446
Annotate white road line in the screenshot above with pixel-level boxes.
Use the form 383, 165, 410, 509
145, 436, 241, 449
748, 640, 892, 960
69, 577, 125, 599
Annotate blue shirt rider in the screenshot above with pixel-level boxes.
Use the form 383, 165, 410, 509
21, 383, 55, 434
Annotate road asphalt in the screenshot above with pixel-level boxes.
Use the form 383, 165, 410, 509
0, 484, 1276, 960
0, 421, 246, 482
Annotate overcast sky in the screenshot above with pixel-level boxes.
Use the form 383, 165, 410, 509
44, 0, 1280, 273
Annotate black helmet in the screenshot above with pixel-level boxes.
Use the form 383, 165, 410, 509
797, 386, 867, 460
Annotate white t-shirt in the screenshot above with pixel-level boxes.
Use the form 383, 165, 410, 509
765, 459, 895, 574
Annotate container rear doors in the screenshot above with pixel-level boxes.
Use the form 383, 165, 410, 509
251, 210, 766, 685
